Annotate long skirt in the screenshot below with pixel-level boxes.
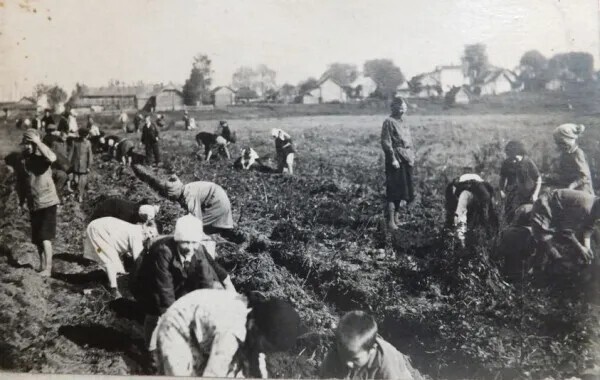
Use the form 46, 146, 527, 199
385, 161, 414, 203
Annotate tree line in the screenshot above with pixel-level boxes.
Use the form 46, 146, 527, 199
28, 45, 596, 109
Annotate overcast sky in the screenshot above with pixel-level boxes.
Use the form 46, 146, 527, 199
0, 0, 598, 98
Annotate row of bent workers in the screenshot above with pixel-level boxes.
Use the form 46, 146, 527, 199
6, 122, 422, 379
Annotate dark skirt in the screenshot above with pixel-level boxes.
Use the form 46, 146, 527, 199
385, 161, 414, 203
30, 205, 57, 244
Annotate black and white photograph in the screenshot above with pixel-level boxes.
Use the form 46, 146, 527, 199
1, 0, 600, 379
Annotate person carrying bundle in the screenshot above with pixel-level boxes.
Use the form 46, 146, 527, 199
84, 217, 158, 299
154, 289, 301, 378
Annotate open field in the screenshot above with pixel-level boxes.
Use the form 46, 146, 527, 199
0, 111, 599, 379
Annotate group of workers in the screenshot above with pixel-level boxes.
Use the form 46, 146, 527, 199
3, 98, 597, 379
383, 97, 598, 279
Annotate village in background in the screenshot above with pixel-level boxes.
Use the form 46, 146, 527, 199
0, 44, 596, 118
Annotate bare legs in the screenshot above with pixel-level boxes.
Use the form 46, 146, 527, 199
37, 240, 53, 277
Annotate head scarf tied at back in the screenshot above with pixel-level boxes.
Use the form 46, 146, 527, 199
553, 123, 585, 144
270, 128, 290, 140
173, 214, 206, 242
138, 204, 160, 222
164, 175, 184, 199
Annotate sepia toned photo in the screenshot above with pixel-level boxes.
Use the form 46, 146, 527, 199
0, 0, 599, 379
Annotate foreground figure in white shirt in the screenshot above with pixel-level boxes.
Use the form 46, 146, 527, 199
154, 289, 301, 378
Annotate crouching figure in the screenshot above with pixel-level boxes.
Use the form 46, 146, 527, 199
445, 174, 498, 246
530, 189, 599, 268
84, 217, 158, 298
154, 289, 301, 378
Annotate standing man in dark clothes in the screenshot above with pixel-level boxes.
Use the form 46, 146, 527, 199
19, 129, 60, 276
381, 97, 415, 230
132, 215, 235, 353
41, 109, 55, 132
141, 115, 160, 166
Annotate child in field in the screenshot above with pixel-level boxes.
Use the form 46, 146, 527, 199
547, 123, 594, 195
68, 128, 93, 202
499, 140, 541, 223
320, 311, 422, 380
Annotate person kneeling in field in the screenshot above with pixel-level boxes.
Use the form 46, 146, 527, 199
154, 289, 301, 378
320, 311, 423, 380
196, 130, 232, 162
132, 215, 235, 354
90, 196, 160, 225
233, 147, 276, 172
530, 189, 599, 268
163, 175, 245, 243
494, 204, 536, 281
271, 128, 295, 175
445, 173, 499, 246
84, 217, 158, 299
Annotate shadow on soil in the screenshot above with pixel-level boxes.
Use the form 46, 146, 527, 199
53, 269, 106, 285
108, 298, 146, 324
58, 324, 147, 372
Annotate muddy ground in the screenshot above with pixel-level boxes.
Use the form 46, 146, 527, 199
0, 114, 599, 379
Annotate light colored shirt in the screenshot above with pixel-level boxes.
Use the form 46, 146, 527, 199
155, 289, 251, 377
320, 337, 422, 380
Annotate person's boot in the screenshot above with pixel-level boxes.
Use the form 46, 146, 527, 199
386, 202, 398, 230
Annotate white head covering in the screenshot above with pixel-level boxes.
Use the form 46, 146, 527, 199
138, 205, 160, 221
459, 173, 484, 183
270, 128, 281, 138
174, 214, 206, 242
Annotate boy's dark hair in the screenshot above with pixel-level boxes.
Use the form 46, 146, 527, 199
248, 295, 301, 352
336, 311, 378, 350
78, 128, 90, 138
505, 140, 527, 156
